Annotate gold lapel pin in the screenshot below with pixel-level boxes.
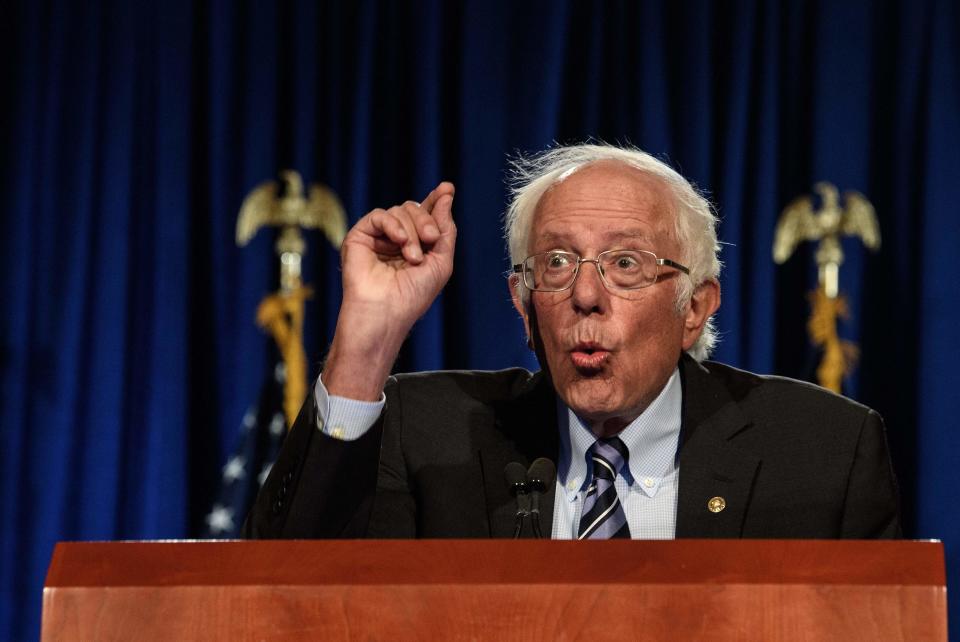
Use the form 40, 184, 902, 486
707, 496, 726, 513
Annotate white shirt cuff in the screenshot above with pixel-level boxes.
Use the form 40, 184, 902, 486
314, 373, 386, 441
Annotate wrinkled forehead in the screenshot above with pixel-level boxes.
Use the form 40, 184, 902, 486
530, 161, 678, 249
534, 226, 660, 250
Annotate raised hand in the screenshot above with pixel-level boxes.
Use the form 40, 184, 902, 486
323, 182, 456, 400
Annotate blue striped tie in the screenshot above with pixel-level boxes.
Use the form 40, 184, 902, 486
578, 437, 631, 539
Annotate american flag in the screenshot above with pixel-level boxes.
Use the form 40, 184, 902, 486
201, 361, 288, 537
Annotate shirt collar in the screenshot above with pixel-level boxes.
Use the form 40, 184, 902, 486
556, 367, 682, 501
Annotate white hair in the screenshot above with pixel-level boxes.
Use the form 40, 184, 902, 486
504, 143, 721, 361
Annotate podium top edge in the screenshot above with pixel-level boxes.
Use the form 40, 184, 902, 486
44, 539, 946, 589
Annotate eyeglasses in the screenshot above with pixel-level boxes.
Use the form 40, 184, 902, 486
513, 249, 690, 292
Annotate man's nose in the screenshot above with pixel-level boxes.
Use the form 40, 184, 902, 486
570, 259, 607, 313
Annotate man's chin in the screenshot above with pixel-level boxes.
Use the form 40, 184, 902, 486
557, 379, 623, 422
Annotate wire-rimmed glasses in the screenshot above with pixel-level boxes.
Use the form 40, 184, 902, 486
513, 249, 689, 292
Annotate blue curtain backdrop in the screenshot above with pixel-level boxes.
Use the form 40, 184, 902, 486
2, 1, 958, 639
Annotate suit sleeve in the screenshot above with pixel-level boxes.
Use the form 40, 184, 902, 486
839, 409, 902, 538
242, 384, 385, 539
243, 375, 419, 539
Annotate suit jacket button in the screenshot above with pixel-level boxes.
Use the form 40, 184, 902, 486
708, 496, 726, 513
272, 499, 283, 515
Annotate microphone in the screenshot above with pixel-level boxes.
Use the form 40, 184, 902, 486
504, 462, 530, 538
527, 458, 556, 539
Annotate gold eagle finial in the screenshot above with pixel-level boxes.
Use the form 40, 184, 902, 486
773, 181, 880, 298
236, 169, 347, 251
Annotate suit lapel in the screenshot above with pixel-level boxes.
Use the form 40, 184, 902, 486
676, 357, 760, 538
479, 371, 558, 538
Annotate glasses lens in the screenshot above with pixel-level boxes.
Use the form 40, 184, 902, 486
599, 250, 657, 289
527, 252, 577, 291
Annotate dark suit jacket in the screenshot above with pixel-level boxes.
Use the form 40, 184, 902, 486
244, 356, 901, 539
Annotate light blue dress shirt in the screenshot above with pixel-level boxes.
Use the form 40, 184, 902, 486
314, 369, 682, 539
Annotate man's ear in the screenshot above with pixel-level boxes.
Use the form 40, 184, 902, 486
681, 278, 721, 351
508, 274, 534, 348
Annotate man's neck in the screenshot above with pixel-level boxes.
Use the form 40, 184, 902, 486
580, 373, 677, 439
592, 416, 633, 439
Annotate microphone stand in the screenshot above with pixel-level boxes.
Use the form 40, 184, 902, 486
504, 462, 530, 538
527, 458, 556, 539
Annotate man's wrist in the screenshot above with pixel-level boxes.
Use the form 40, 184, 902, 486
322, 340, 397, 401
324, 302, 411, 399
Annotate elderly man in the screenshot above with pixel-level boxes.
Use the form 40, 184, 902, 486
244, 144, 900, 540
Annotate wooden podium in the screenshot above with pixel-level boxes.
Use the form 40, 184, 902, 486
42, 539, 947, 641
